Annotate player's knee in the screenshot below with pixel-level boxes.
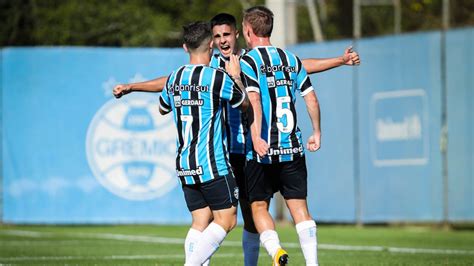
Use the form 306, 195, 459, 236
191, 216, 212, 231
191, 220, 211, 231
251, 200, 268, 213
214, 215, 237, 232
213, 208, 237, 232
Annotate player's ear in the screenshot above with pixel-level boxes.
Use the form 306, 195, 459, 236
243, 23, 251, 38
208, 39, 213, 49
247, 26, 253, 38
235, 29, 240, 39
183, 44, 189, 53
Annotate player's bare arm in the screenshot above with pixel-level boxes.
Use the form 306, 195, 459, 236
302, 46, 361, 74
225, 54, 249, 111
303, 91, 321, 152
113, 76, 167, 98
247, 92, 269, 157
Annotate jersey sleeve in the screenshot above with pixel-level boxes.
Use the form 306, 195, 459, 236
209, 54, 219, 69
220, 72, 246, 109
159, 76, 172, 113
240, 55, 260, 93
296, 57, 314, 97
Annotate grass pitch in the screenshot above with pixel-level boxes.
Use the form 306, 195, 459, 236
1, 224, 473, 265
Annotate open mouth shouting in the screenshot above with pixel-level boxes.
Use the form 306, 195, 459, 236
220, 44, 232, 56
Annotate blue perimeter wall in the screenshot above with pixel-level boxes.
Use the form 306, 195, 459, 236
1, 28, 473, 223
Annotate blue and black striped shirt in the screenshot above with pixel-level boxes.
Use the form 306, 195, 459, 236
209, 49, 248, 155
159, 64, 246, 185
241, 46, 314, 164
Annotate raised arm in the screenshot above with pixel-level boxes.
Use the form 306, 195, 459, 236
113, 76, 167, 98
303, 91, 321, 152
302, 46, 361, 74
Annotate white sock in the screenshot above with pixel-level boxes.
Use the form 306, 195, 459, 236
260, 230, 281, 258
184, 228, 210, 266
296, 220, 318, 266
187, 222, 227, 265
242, 229, 260, 266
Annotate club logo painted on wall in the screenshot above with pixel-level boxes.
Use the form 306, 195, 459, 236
370, 89, 429, 167
86, 94, 177, 200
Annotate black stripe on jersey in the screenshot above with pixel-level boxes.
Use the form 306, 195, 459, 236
242, 55, 258, 75
237, 71, 249, 137
241, 56, 260, 88
214, 55, 233, 153
277, 48, 300, 154
160, 73, 174, 111
218, 55, 232, 152
222, 101, 232, 151
221, 108, 232, 172
209, 69, 225, 177
300, 76, 313, 95
159, 96, 171, 112
297, 56, 303, 74
218, 56, 226, 69
160, 75, 172, 111
189, 66, 204, 184
174, 66, 186, 174
229, 83, 244, 107
296, 57, 313, 95
258, 47, 279, 163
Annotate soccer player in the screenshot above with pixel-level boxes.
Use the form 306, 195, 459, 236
240, 6, 321, 266
158, 21, 249, 265
208, 13, 260, 266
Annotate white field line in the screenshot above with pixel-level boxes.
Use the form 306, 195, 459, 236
2, 229, 474, 256
0, 253, 239, 262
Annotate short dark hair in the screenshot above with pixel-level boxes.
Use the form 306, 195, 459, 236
210, 13, 237, 29
243, 6, 274, 37
182, 21, 212, 51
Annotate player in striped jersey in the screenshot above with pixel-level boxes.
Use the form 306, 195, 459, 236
159, 21, 249, 265
209, 13, 261, 266
240, 6, 321, 266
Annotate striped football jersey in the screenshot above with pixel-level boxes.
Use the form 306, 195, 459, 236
209, 49, 248, 155
240, 46, 314, 164
159, 64, 246, 185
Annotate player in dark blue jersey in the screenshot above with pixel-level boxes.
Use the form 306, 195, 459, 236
240, 6, 322, 266
159, 21, 249, 266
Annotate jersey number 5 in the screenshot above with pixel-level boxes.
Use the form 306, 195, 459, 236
276, 96, 294, 133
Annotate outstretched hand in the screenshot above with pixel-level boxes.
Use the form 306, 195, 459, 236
306, 132, 321, 152
342, 46, 361, 66
113, 84, 132, 99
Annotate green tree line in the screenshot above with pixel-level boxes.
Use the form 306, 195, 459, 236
1, 0, 473, 47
